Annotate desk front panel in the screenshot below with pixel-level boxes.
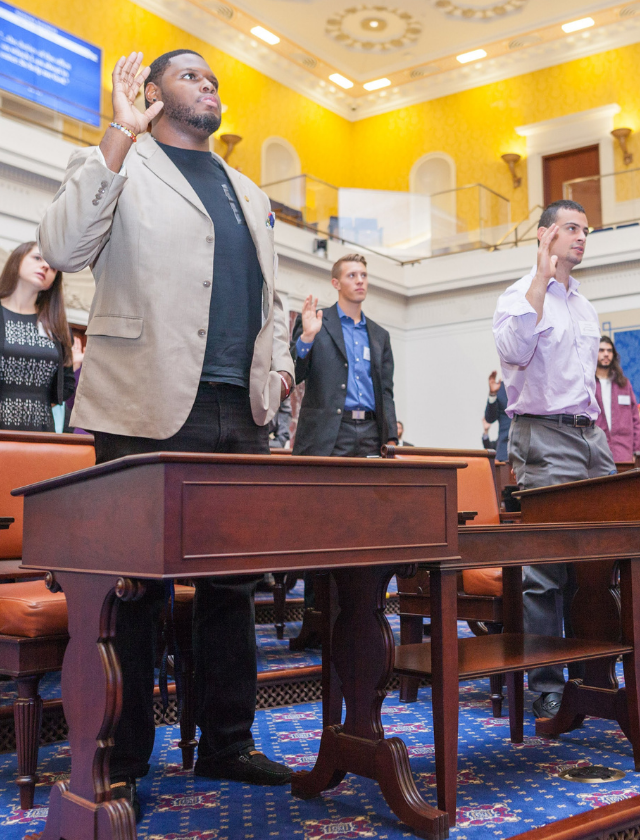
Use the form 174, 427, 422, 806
20, 457, 462, 578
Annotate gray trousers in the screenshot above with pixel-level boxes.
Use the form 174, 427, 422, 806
508, 415, 615, 694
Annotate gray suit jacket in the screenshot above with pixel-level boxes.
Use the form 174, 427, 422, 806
37, 134, 293, 439
291, 303, 398, 455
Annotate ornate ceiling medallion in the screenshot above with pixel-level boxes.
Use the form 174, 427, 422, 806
325, 6, 422, 52
432, 0, 528, 20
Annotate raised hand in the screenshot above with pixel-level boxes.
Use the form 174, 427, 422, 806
488, 370, 501, 395
536, 223, 559, 284
111, 52, 164, 136
300, 295, 323, 343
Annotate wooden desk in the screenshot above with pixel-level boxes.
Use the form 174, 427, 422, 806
394, 520, 640, 827
15, 452, 463, 840
516, 469, 640, 741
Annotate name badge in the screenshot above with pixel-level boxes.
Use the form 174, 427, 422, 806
579, 320, 600, 337
619, 394, 631, 406
363, 346, 371, 361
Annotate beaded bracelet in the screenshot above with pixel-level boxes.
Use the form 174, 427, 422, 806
110, 122, 137, 143
278, 373, 291, 399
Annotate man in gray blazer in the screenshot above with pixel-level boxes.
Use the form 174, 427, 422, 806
291, 254, 398, 457
38, 49, 294, 814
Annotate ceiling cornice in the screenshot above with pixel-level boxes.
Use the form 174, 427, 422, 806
131, 0, 640, 122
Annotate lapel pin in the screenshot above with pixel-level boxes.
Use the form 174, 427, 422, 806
266, 211, 275, 228
244, 195, 250, 201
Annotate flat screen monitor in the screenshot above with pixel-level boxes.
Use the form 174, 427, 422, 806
0, 1, 101, 126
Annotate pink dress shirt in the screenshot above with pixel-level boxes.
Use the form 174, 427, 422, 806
493, 267, 601, 420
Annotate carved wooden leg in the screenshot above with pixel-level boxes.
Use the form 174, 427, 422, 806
620, 558, 640, 769
399, 615, 423, 704
178, 648, 197, 770
501, 568, 523, 743
40, 571, 138, 840
292, 565, 448, 840
15, 673, 43, 810
489, 674, 504, 719
272, 572, 287, 640
430, 567, 459, 825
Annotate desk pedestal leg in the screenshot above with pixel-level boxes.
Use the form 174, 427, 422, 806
291, 565, 448, 840
40, 571, 137, 840
430, 568, 458, 824
621, 559, 640, 769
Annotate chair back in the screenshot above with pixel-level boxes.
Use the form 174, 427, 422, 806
0, 431, 95, 559
383, 447, 500, 525
383, 446, 502, 596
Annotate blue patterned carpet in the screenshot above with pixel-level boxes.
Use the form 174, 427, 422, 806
1, 598, 640, 839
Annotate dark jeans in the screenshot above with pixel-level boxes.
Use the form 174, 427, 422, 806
93, 383, 269, 779
304, 416, 380, 610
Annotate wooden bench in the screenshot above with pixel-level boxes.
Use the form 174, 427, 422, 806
382, 446, 508, 712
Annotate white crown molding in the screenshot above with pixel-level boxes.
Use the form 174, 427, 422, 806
352, 24, 640, 120
131, 0, 640, 122
129, 0, 354, 119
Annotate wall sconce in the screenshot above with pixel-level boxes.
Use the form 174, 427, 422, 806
501, 153, 522, 189
220, 133, 243, 162
611, 128, 633, 166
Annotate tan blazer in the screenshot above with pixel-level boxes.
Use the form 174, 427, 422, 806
37, 134, 294, 439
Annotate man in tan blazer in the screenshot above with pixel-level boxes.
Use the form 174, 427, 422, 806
38, 49, 295, 816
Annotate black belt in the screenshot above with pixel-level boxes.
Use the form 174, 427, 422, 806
522, 413, 595, 428
343, 410, 375, 421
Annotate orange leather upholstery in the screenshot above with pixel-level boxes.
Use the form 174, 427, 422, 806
0, 433, 95, 559
390, 450, 503, 597
0, 580, 67, 638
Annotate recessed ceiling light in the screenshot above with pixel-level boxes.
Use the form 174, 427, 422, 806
363, 77, 391, 91
329, 73, 354, 89
456, 49, 487, 64
361, 17, 387, 32
562, 17, 595, 33
250, 26, 280, 45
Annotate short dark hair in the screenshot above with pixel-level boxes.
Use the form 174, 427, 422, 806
331, 253, 367, 280
144, 49, 204, 107
538, 199, 587, 230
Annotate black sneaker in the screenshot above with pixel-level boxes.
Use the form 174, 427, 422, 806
532, 692, 563, 719
110, 777, 141, 822
194, 748, 292, 785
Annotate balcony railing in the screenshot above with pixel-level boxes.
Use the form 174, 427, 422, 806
260, 175, 511, 263
563, 167, 640, 230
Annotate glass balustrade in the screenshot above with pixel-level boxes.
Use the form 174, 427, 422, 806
260, 175, 511, 262
563, 167, 640, 230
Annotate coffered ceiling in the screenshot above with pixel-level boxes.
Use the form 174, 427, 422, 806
132, 0, 640, 119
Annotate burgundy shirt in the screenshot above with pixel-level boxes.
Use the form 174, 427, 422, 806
595, 377, 640, 462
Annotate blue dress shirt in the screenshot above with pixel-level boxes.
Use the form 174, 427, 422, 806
296, 304, 376, 411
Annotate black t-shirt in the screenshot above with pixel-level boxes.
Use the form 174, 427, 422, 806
157, 142, 263, 388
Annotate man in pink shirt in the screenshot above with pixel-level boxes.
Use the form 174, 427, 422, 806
595, 335, 640, 463
493, 199, 615, 720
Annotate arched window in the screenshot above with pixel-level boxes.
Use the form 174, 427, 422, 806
410, 153, 457, 244
261, 137, 302, 211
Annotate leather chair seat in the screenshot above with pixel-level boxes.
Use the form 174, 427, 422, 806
462, 567, 503, 597
0, 580, 67, 638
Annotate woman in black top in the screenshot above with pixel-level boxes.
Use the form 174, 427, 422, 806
0, 241, 75, 431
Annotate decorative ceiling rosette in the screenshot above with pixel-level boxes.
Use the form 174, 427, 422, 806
431, 0, 529, 20
325, 5, 422, 52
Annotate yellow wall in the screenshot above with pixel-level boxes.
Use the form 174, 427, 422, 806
351, 43, 640, 222
14, 0, 354, 188
12, 0, 640, 220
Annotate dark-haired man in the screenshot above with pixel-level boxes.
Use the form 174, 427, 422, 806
38, 50, 294, 815
595, 335, 640, 462
493, 199, 615, 720
291, 254, 398, 457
